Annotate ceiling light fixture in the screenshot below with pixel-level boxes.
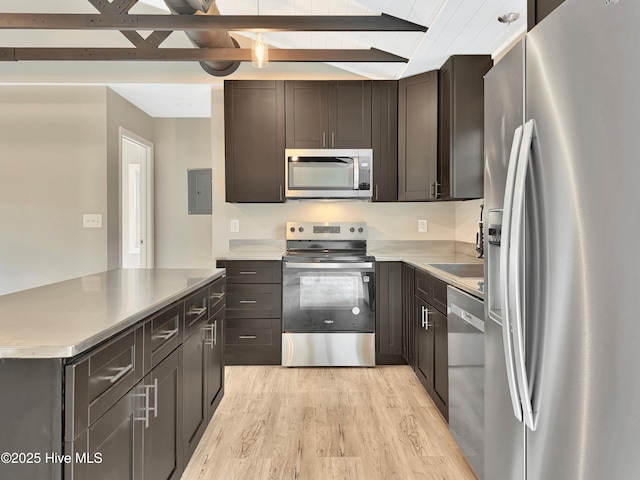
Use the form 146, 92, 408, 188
498, 12, 520, 25
251, 1, 269, 68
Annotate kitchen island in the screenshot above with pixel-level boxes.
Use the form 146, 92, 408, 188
0, 267, 225, 480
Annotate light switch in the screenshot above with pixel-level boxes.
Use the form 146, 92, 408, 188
230, 219, 240, 233
83, 214, 103, 228
418, 219, 428, 233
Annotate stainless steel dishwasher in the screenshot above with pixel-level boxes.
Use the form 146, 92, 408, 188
447, 285, 485, 479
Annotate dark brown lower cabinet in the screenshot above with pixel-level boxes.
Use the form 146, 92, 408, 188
375, 262, 404, 364
205, 304, 225, 419
410, 268, 449, 421
432, 308, 448, 419
402, 264, 416, 369
415, 295, 435, 396
217, 260, 282, 365
143, 347, 183, 480
70, 386, 144, 480
182, 319, 208, 463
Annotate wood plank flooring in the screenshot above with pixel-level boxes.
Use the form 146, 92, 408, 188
182, 366, 477, 480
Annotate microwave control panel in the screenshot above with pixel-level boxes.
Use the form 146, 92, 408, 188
358, 161, 371, 191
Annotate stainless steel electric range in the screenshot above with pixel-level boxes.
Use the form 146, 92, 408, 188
281, 222, 375, 367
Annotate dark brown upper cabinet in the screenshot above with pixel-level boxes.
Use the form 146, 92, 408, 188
528, 0, 565, 30
371, 81, 399, 202
224, 80, 286, 203
285, 81, 372, 149
398, 70, 438, 201
438, 55, 493, 200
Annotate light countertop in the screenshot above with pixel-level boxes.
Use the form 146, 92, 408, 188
0, 268, 225, 359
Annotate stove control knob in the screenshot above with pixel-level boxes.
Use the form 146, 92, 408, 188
358, 227, 364, 233
350, 227, 355, 233
298, 227, 304, 233
290, 227, 295, 233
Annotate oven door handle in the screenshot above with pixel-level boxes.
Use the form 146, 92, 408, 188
284, 262, 374, 270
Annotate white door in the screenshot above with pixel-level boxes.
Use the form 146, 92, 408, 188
121, 129, 154, 268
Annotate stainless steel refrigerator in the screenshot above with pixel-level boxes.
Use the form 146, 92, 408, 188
484, 0, 640, 479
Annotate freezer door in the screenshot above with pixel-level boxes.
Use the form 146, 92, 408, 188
483, 41, 526, 480
524, 0, 640, 479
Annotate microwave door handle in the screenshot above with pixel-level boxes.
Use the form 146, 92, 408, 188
353, 156, 359, 189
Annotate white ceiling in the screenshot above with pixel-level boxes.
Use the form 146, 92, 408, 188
0, 0, 526, 117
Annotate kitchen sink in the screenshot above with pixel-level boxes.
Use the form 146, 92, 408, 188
429, 263, 484, 278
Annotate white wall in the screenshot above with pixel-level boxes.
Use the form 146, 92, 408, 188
0, 86, 108, 295
455, 198, 483, 244
153, 118, 213, 268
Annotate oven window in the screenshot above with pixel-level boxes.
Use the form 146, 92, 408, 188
299, 273, 362, 308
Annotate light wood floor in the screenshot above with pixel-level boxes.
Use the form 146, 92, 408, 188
182, 366, 477, 480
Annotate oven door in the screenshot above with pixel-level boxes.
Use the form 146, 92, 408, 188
282, 261, 375, 333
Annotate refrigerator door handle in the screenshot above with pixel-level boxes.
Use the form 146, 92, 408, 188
510, 118, 538, 431
498, 124, 525, 422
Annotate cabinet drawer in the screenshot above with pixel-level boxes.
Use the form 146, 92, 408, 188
184, 286, 209, 337
144, 303, 182, 373
225, 318, 275, 345
65, 325, 144, 441
431, 277, 448, 315
415, 270, 433, 303
218, 261, 282, 284
208, 277, 226, 314
225, 284, 282, 318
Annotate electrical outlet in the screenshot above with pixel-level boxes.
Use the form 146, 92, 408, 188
230, 219, 240, 233
83, 214, 102, 228
418, 219, 428, 233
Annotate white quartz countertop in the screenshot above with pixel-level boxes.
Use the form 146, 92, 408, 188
217, 251, 285, 261
0, 268, 225, 359
369, 249, 484, 300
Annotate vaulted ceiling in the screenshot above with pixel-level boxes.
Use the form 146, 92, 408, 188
0, 0, 526, 116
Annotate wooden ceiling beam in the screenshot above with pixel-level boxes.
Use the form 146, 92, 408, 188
0, 47, 409, 63
0, 13, 427, 33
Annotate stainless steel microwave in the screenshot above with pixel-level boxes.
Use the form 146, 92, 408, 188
285, 149, 373, 200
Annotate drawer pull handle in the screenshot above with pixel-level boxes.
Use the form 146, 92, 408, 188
239, 335, 257, 339
209, 292, 225, 300
106, 363, 134, 384
155, 328, 179, 341
188, 307, 207, 316
239, 300, 257, 304
239, 271, 257, 275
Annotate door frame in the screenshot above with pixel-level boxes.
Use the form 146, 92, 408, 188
120, 127, 154, 268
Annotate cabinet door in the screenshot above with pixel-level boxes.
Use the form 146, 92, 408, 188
182, 325, 207, 463
224, 80, 286, 203
143, 347, 183, 480
206, 304, 225, 419
398, 71, 438, 201
328, 81, 372, 149
285, 81, 329, 148
528, 0, 565, 30
375, 262, 404, 364
438, 55, 492, 200
402, 264, 415, 369
433, 308, 449, 421
415, 296, 434, 396
70, 384, 144, 480
371, 81, 398, 201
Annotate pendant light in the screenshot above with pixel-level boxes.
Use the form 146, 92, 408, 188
251, 0, 269, 68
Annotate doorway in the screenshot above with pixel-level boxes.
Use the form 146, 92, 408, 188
120, 128, 154, 268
